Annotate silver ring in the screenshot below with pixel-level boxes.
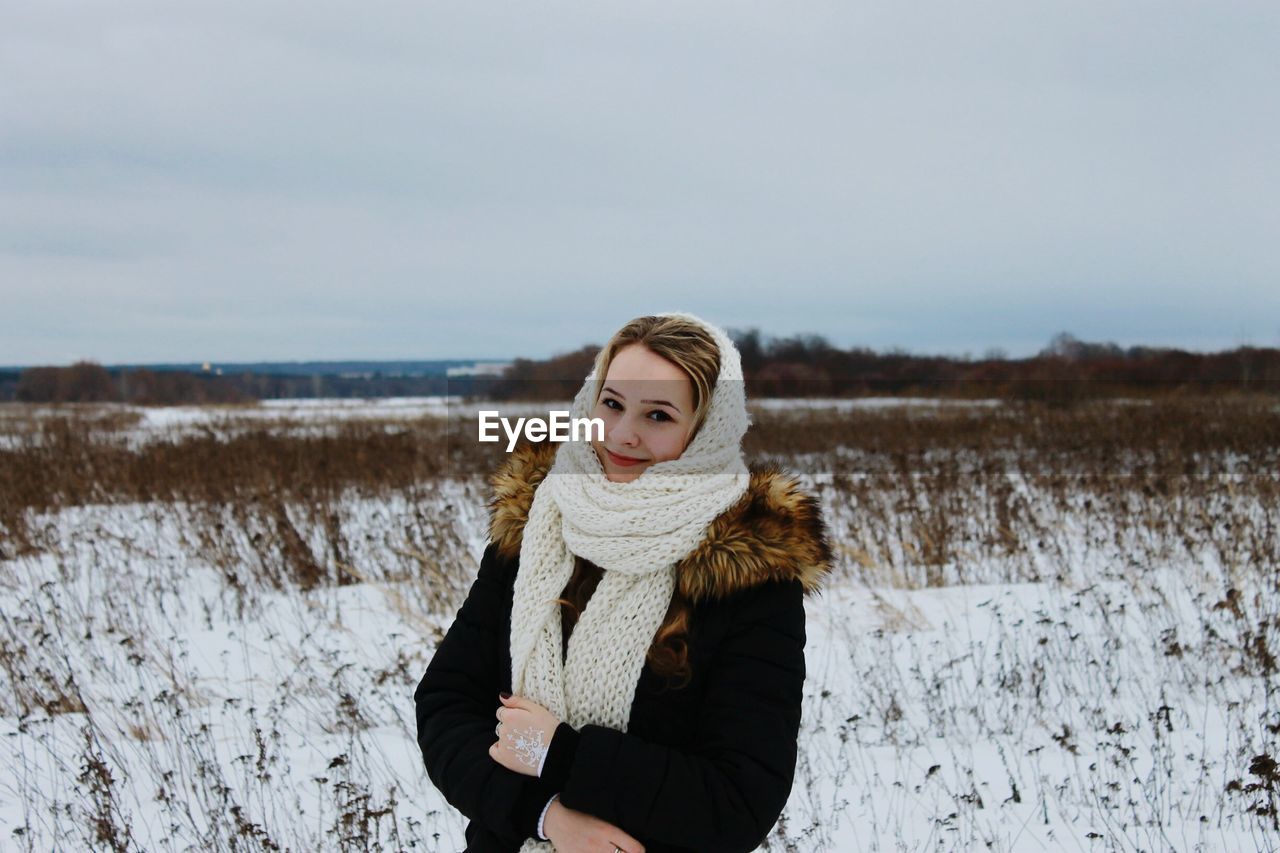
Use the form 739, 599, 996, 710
495, 721, 502, 736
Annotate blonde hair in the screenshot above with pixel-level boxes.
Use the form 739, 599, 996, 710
587, 314, 721, 447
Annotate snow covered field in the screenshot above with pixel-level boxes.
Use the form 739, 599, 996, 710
0, 396, 1002, 450
1, 398, 1277, 851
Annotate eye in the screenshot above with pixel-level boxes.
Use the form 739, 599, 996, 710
647, 410, 673, 423
603, 398, 622, 411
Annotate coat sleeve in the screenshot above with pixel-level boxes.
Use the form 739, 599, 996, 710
537, 577, 807, 853
413, 541, 561, 843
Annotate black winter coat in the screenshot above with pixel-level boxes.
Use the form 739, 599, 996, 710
415, 439, 833, 852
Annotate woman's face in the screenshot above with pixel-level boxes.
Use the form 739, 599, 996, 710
590, 343, 696, 483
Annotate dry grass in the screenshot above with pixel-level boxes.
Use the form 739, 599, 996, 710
3, 397, 1277, 587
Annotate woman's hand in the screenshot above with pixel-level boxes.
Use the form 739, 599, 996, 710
545, 798, 646, 853
488, 692, 560, 777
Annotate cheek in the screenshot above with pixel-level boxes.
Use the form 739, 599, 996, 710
651, 430, 686, 461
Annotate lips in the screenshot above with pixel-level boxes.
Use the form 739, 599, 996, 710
605, 448, 647, 466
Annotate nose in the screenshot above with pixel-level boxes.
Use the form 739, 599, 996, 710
608, 417, 640, 447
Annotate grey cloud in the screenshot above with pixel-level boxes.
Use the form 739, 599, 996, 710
1, 0, 1277, 363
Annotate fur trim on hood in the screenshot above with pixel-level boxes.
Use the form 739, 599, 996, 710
487, 439, 835, 603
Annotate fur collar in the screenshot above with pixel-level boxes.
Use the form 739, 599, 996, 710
487, 439, 834, 603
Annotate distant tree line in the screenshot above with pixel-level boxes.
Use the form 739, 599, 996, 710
6, 331, 1278, 404
0, 371, 19, 402
12, 363, 250, 404
5, 363, 465, 403
478, 330, 1280, 404
227, 372, 454, 400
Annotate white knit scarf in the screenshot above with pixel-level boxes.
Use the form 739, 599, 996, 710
510, 313, 751, 851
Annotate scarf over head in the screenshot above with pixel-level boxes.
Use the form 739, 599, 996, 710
509, 313, 752, 810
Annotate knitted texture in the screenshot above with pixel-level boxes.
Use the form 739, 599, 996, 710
511, 312, 752, 852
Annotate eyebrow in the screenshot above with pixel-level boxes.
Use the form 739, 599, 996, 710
602, 386, 682, 413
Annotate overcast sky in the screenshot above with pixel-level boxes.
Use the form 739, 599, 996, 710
3, 0, 1278, 365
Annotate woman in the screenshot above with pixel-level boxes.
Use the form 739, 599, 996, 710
415, 313, 833, 852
